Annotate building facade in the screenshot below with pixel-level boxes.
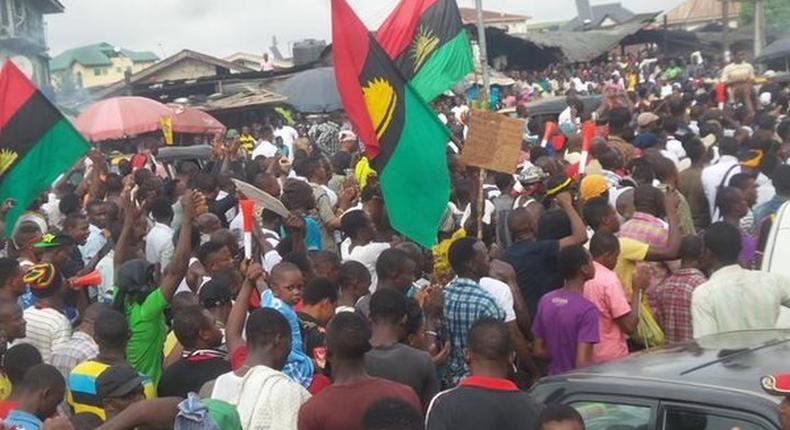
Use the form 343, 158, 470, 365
50, 42, 159, 90
0, 0, 63, 89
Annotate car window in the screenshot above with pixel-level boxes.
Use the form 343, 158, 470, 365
570, 400, 651, 430
663, 408, 769, 430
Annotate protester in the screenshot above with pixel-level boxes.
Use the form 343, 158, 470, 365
443, 238, 505, 386
298, 312, 420, 430
336, 261, 371, 314
365, 288, 438, 409
96, 364, 147, 421
210, 308, 310, 430
533, 245, 599, 374
0, 344, 42, 414
298, 277, 337, 375
4, 364, 65, 430
585, 232, 644, 363
651, 236, 708, 344
158, 306, 230, 398
538, 404, 586, 430
17, 263, 71, 363
67, 308, 155, 420
425, 318, 541, 430
692, 222, 790, 338
51, 303, 108, 379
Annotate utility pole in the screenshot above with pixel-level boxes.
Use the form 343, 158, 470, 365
474, 0, 490, 239
753, 0, 766, 57
721, 0, 730, 60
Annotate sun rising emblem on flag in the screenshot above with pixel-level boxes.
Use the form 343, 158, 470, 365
362, 78, 397, 140
0, 149, 18, 176
410, 25, 439, 73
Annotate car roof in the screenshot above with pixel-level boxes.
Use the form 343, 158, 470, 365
156, 144, 212, 161
542, 329, 790, 401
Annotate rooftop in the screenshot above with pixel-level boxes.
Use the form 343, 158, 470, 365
50, 43, 159, 71
458, 7, 530, 25
664, 0, 742, 26
564, 2, 640, 30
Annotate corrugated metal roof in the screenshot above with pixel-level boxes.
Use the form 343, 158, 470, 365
204, 88, 286, 112
564, 2, 636, 30
665, 0, 741, 26
512, 20, 649, 62
458, 7, 530, 25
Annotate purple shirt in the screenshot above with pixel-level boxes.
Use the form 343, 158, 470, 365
739, 231, 757, 269
533, 289, 600, 375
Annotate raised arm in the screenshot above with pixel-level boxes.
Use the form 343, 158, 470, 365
646, 190, 682, 261
226, 262, 264, 355
159, 191, 199, 302
556, 192, 588, 249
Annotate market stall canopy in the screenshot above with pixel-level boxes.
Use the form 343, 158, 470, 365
170, 105, 226, 134
756, 37, 790, 64
272, 67, 342, 113
75, 96, 172, 142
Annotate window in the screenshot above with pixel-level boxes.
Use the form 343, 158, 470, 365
663, 408, 770, 430
570, 401, 651, 430
93, 68, 102, 76
115, 67, 122, 73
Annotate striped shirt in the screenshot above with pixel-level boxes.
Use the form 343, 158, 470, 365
67, 360, 156, 420
51, 332, 99, 379
17, 307, 71, 363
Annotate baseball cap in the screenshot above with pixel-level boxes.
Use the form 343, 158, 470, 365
33, 233, 75, 249
225, 129, 239, 140
580, 174, 610, 201
199, 279, 233, 309
97, 364, 144, 399
23, 263, 62, 298
517, 162, 548, 185
637, 112, 660, 128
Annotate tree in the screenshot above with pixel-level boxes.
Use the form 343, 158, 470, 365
740, 0, 790, 33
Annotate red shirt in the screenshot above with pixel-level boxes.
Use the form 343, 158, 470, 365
298, 377, 421, 430
0, 400, 18, 420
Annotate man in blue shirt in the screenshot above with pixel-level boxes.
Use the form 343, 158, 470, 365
4, 364, 64, 430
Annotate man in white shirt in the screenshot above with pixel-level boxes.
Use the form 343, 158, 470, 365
17, 263, 72, 363
701, 137, 740, 220
80, 201, 109, 266
145, 199, 175, 274
692, 222, 790, 338
251, 126, 279, 160
207, 308, 309, 429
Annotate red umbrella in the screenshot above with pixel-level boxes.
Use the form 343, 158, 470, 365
170, 106, 226, 134
75, 96, 172, 142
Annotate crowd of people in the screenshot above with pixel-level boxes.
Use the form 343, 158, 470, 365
0, 49, 788, 430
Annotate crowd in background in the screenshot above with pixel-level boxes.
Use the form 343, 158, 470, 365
0, 49, 788, 430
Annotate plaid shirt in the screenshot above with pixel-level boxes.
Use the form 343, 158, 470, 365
619, 211, 674, 289
308, 121, 340, 156
648, 268, 707, 344
51, 331, 99, 378
444, 278, 505, 386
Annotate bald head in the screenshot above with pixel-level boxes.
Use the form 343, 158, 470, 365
196, 213, 222, 234
508, 207, 536, 239
271, 262, 302, 284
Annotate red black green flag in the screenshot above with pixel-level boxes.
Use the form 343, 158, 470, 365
376, 0, 473, 103
0, 61, 91, 233
332, 0, 450, 247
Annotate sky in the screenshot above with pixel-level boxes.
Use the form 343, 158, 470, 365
46, 0, 686, 59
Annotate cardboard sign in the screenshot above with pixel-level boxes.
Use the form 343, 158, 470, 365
460, 110, 524, 174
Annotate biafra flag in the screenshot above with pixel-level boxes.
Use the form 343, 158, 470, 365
376, 0, 473, 103
332, 0, 450, 247
0, 61, 91, 233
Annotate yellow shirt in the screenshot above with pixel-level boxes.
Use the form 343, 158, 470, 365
355, 157, 376, 190
0, 372, 11, 400
614, 237, 649, 298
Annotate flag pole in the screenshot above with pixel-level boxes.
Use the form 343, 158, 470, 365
474, 0, 490, 239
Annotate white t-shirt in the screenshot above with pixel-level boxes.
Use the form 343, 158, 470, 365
479, 277, 516, 323
251, 140, 278, 159
340, 239, 390, 293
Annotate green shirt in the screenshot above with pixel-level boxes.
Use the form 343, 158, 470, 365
125, 288, 168, 386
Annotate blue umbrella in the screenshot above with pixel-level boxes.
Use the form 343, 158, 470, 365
273, 67, 342, 113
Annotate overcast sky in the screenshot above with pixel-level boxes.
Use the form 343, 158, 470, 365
47, 0, 685, 59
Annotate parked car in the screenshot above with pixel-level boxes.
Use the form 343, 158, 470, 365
760, 201, 790, 327
530, 329, 789, 430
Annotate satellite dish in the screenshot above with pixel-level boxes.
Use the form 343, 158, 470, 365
10, 56, 34, 79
